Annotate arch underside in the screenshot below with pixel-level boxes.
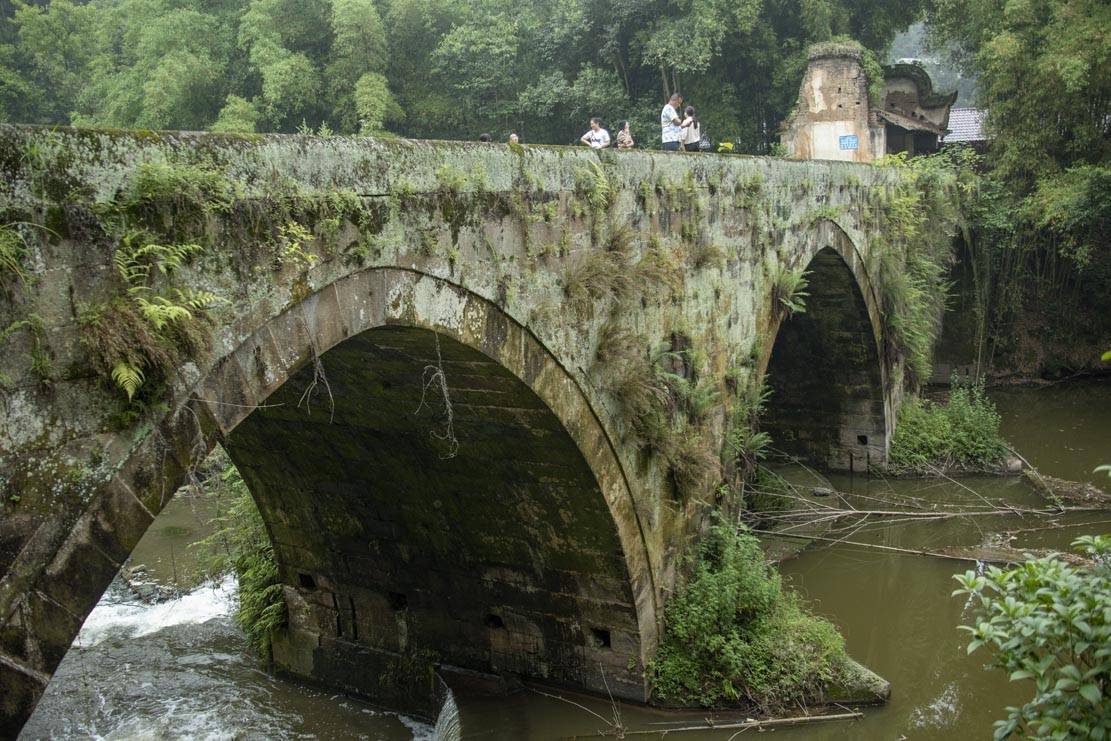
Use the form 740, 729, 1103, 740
764, 246, 887, 471
225, 324, 645, 707
0, 270, 654, 733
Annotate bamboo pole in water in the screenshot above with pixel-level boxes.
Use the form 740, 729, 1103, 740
561, 710, 864, 738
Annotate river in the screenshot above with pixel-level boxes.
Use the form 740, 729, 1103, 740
19, 378, 1110, 739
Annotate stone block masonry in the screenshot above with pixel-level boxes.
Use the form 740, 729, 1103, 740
0, 125, 932, 732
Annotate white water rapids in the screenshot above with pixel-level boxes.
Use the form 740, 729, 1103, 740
21, 574, 437, 740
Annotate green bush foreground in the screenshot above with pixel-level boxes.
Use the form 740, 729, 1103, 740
650, 522, 850, 710
954, 535, 1110, 739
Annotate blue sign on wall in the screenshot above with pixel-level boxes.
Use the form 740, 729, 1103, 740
839, 135, 859, 150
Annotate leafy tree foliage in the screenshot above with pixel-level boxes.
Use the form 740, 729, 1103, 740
0, 0, 927, 149
954, 536, 1111, 739
926, 0, 1111, 375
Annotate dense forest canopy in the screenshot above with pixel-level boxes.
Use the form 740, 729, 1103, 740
0, 0, 928, 148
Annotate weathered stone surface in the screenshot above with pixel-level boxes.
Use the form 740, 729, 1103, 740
781, 45, 885, 162
0, 125, 920, 730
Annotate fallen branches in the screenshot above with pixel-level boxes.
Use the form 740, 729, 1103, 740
753, 529, 1093, 566
561, 710, 864, 738
1023, 469, 1111, 505
757, 503, 1105, 524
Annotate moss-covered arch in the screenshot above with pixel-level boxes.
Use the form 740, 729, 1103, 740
3, 268, 658, 729
759, 220, 890, 470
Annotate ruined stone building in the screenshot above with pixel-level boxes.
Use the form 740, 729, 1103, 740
780, 43, 958, 162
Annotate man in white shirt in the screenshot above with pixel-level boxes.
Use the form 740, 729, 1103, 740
580, 118, 611, 149
660, 93, 685, 151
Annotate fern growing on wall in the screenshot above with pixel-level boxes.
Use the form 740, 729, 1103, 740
770, 262, 810, 319
82, 234, 223, 401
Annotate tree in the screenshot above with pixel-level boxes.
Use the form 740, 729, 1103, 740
327, 0, 390, 132
353, 72, 402, 134
432, 18, 520, 127
3, 0, 98, 124
926, 0, 1111, 375
211, 94, 260, 133
954, 536, 1111, 739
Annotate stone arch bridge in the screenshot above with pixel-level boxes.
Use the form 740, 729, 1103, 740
0, 126, 915, 732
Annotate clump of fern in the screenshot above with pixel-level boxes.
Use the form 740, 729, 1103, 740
2, 314, 53, 383
0, 223, 29, 284
596, 322, 671, 444
595, 325, 723, 500
275, 222, 318, 270
663, 431, 721, 501
123, 161, 237, 214
575, 160, 614, 214
725, 379, 773, 481
690, 241, 727, 271
770, 263, 810, 318
634, 237, 685, 299
81, 233, 222, 401
561, 249, 633, 315
878, 245, 949, 389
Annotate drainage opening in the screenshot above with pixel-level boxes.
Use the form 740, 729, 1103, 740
388, 592, 408, 611
589, 627, 612, 649
298, 573, 316, 589
484, 613, 506, 630
857, 434, 869, 445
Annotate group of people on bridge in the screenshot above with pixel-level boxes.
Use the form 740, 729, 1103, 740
578, 92, 706, 151
478, 92, 708, 152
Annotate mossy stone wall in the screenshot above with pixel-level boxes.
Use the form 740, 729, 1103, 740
0, 124, 925, 732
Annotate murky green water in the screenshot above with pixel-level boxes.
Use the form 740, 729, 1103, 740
991, 377, 1111, 491
21, 380, 1110, 739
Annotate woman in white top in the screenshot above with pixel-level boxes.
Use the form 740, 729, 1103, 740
682, 106, 701, 152
580, 118, 611, 149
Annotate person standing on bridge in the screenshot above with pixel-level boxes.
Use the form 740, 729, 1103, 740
580, 118, 611, 149
615, 120, 635, 149
681, 106, 702, 152
660, 93, 686, 151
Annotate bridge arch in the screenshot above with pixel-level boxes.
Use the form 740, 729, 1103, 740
759, 220, 891, 471
6, 268, 658, 727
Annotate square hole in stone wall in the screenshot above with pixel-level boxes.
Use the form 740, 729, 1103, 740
589, 627, 612, 649
857, 435, 869, 445
298, 573, 316, 589
388, 592, 408, 611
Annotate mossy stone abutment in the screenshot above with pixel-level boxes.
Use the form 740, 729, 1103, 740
0, 125, 933, 732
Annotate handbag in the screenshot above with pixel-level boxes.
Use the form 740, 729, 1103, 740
698, 136, 713, 152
